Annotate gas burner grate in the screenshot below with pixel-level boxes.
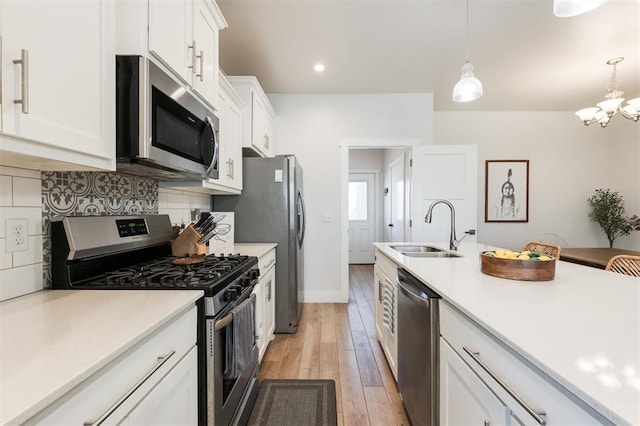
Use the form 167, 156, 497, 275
83, 254, 256, 293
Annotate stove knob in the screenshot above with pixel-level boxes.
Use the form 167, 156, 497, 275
238, 277, 250, 288
223, 288, 237, 301
249, 269, 260, 280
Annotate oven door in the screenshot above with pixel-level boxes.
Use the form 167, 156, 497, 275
206, 291, 259, 425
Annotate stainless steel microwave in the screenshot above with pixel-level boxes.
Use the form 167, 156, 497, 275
115, 55, 219, 181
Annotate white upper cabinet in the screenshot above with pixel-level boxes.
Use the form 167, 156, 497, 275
148, 0, 226, 110
227, 76, 275, 158
208, 71, 244, 192
0, 0, 116, 171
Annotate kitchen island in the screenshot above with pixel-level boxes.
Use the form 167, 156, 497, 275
0, 289, 203, 425
374, 242, 639, 425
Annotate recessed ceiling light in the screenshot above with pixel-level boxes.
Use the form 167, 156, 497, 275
314, 63, 325, 72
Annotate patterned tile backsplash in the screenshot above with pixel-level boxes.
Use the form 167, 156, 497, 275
41, 171, 160, 288
0, 167, 212, 301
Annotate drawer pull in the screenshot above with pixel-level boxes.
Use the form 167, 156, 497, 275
463, 346, 547, 425
264, 258, 276, 270
84, 349, 176, 425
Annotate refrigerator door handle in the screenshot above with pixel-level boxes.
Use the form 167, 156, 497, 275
296, 189, 306, 246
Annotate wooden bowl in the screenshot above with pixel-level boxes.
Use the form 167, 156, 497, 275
480, 252, 556, 281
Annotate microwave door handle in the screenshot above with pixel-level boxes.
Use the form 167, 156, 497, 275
205, 116, 218, 177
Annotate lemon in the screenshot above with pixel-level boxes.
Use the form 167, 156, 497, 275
517, 254, 530, 260
538, 255, 551, 261
505, 251, 519, 259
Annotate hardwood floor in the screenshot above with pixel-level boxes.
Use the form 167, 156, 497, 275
258, 264, 409, 426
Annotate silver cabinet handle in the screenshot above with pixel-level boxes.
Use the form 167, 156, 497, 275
12, 49, 29, 114
230, 159, 234, 179
263, 133, 269, 149
264, 258, 275, 270
378, 279, 383, 303
463, 346, 547, 425
188, 40, 197, 72
84, 350, 176, 425
266, 279, 272, 301
196, 50, 204, 81
226, 158, 232, 179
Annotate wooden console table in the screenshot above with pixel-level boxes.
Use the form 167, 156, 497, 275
559, 247, 640, 269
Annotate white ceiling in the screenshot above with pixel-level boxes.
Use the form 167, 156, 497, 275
217, 0, 640, 112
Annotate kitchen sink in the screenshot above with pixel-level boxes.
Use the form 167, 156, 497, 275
389, 245, 444, 253
389, 244, 463, 258
402, 251, 463, 258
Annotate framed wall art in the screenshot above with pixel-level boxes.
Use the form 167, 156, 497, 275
485, 160, 529, 222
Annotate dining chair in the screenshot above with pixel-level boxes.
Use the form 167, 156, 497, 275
522, 241, 562, 259
605, 255, 640, 277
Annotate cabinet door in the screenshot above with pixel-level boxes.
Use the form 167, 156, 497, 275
0, 0, 114, 167
262, 265, 276, 340
252, 282, 265, 361
440, 338, 511, 426
216, 75, 243, 190
148, 0, 191, 83
192, 0, 218, 108
373, 266, 385, 341
124, 346, 198, 425
252, 93, 273, 157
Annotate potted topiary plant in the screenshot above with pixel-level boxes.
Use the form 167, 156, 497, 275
587, 189, 633, 248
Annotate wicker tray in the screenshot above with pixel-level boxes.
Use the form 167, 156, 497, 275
480, 251, 556, 281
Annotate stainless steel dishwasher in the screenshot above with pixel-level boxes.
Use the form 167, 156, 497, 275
397, 268, 441, 426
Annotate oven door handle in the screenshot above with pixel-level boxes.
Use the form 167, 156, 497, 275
214, 293, 256, 332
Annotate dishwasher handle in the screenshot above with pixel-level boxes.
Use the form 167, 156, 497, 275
397, 268, 441, 304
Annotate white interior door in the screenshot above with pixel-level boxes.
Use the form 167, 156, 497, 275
389, 155, 405, 242
348, 172, 376, 264
410, 145, 478, 244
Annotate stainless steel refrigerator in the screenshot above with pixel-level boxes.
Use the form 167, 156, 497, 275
213, 155, 305, 333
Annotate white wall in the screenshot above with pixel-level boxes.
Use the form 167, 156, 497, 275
0, 167, 43, 301
349, 148, 384, 170
434, 111, 640, 250
269, 93, 434, 302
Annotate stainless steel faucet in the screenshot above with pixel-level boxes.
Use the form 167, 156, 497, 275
424, 199, 459, 250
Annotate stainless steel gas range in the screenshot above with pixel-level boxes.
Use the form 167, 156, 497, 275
50, 214, 259, 425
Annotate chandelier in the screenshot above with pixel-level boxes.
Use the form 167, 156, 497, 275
575, 57, 640, 127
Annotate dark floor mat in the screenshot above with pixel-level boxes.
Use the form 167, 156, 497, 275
247, 379, 337, 426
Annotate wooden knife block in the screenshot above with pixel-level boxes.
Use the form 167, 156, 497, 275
171, 225, 206, 257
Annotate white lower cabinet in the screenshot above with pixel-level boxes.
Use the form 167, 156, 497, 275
440, 302, 611, 426
123, 346, 198, 425
25, 306, 198, 425
255, 248, 276, 361
440, 337, 510, 426
374, 250, 398, 380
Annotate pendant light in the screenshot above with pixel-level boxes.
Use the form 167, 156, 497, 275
453, 0, 483, 103
553, 0, 608, 17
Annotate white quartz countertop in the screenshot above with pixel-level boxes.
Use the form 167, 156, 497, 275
209, 242, 277, 258
0, 289, 203, 425
374, 242, 640, 425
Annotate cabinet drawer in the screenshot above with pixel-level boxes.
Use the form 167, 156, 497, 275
440, 302, 609, 425
258, 248, 276, 274
28, 306, 197, 425
375, 250, 398, 281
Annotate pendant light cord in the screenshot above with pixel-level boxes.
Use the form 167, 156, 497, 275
465, 0, 469, 61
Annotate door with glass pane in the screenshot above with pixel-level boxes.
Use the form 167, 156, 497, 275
348, 172, 376, 264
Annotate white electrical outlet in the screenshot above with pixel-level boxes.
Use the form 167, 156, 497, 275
6, 218, 29, 252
